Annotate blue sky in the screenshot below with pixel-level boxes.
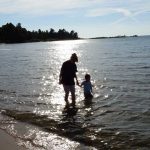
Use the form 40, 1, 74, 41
0, 0, 150, 38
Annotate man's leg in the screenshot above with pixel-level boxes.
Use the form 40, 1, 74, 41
70, 85, 76, 106
63, 85, 69, 105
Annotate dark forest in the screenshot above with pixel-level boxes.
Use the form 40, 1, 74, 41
0, 23, 79, 43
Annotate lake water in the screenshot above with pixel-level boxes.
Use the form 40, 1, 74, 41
0, 36, 150, 149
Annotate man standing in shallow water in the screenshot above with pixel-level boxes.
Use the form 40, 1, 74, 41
59, 53, 79, 107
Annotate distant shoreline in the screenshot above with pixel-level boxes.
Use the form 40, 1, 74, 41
87, 35, 150, 39
90, 35, 138, 39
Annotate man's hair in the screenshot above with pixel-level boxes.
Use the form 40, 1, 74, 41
70, 53, 78, 62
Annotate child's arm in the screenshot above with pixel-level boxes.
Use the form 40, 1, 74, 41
90, 82, 93, 92
78, 81, 84, 87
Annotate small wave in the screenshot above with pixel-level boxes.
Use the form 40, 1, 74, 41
19, 59, 29, 62
127, 115, 141, 121
99, 110, 116, 116
0, 75, 9, 77
0, 109, 123, 149
20, 93, 52, 98
1, 107, 150, 149
0, 48, 12, 51
138, 66, 150, 69
142, 109, 150, 116
0, 89, 16, 95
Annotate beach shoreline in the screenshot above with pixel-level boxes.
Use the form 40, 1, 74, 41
0, 128, 24, 150
0, 113, 96, 150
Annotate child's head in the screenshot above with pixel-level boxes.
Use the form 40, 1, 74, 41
85, 74, 91, 81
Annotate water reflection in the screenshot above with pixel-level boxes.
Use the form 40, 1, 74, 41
46, 40, 85, 106
51, 40, 85, 62
32, 40, 89, 121
62, 105, 78, 117
84, 98, 93, 107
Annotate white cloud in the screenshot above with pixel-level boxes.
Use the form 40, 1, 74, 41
111, 7, 150, 25
115, 8, 132, 16
87, 0, 150, 17
86, 0, 150, 26
0, 0, 96, 15
87, 8, 132, 17
0, 0, 149, 17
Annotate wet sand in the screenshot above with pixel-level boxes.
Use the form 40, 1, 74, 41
0, 126, 96, 150
0, 129, 24, 150
0, 113, 96, 150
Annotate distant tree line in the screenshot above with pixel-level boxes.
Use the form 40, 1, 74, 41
91, 35, 138, 39
0, 23, 79, 43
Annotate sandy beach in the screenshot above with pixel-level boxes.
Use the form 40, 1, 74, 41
0, 129, 24, 150
0, 113, 96, 150
0, 113, 25, 150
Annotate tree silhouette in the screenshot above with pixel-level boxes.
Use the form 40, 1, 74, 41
0, 22, 79, 43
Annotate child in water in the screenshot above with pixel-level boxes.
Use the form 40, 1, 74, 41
80, 74, 93, 99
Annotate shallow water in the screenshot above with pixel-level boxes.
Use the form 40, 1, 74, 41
0, 37, 150, 149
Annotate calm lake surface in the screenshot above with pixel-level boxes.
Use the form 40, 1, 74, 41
0, 36, 150, 149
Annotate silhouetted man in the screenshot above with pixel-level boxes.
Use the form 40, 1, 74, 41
59, 53, 79, 107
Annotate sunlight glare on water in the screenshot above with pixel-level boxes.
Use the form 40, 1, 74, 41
45, 40, 87, 105
33, 40, 89, 118
52, 40, 86, 62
